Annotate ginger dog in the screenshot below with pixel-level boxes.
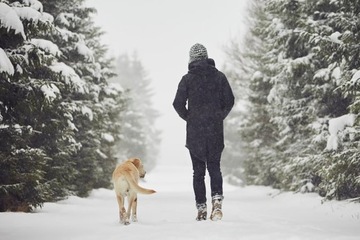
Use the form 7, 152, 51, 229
112, 158, 156, 225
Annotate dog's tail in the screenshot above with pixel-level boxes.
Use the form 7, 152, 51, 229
126, 173, 156, 194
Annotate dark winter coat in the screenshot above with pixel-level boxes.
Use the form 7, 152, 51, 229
173, 58, 235, 161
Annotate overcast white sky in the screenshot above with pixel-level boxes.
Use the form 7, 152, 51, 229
86, 0, 250, 163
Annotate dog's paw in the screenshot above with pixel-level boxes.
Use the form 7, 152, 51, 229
120, 219, 131, 225
131, 215, 138, 222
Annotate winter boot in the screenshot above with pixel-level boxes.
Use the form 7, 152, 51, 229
195, 203, 207, 221
210, 195, 223, 221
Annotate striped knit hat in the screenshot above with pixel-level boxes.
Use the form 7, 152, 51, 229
189, 43, 208, 63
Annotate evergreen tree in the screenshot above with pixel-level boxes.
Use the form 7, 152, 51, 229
224, 0, 279, 186
226, 0, 360, 200
266, 0, 359, 197
0, 0, 125, 211
263, 0, 325, 190
0, 0, 71, 210
110, 53, 160, 170
42, 0, 125, 196
306, 0, 360, 200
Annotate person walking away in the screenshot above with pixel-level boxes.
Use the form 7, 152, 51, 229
173, 43, 234, 221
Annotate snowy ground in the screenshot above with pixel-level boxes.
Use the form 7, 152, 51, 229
1, 163, 360, 240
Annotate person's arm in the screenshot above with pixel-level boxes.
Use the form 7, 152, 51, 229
220, 74, 235, 119
173, 77, 188, 121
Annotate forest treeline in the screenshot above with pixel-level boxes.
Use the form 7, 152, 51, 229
224, 0, 360, 201
0, 0, 158, 212
1, 0, 360, 212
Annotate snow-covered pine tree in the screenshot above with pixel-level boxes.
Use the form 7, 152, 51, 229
110, 53, 160, 170
227, 0, 360, 200
0, 0, 125, 211
258, 0, 324, 190
222, 0, 267, 186
270, 0, 360, 198
0, 0, 75, 211
43, 0, 125, 195
237, 0, 343, 191
223, 0, 280, 186
307, 0, 360, 200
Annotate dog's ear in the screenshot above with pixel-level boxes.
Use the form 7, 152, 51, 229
132, 158, 141, 169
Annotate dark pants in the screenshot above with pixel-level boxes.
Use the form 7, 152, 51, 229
190, 151, 223, 204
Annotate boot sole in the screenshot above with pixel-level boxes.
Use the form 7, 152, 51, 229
210, 210, 223, 221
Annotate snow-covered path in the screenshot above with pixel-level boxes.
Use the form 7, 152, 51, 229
1, 164, 360, 240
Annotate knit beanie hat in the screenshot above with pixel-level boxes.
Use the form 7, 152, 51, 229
189, 43, 208, 63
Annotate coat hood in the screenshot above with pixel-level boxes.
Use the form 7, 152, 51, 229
188, 58, 218, 76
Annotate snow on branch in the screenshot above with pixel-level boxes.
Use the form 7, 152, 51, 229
81, 106, 93, 121
350, 70, 360, 87
75, 41, 94, 62
30, 38, 61, 56
40, 84, 60, 102
313, 68, 331, 81
325, 114, 356, 151
0, 2, 26, 39
49, 62, 87, 93
96, 149, 108, 159
104, 83, 124, 96
0, 48, 15, 75
331, 66, 341, 84
13, 6, 53, 24
56, 27, 76, 42
290, 54, 312, 69
329, 31, 342, 44
55, 13, 80, 28
22, 0, 43, 12
101, 133, 114, 143
67, 119, 78, 131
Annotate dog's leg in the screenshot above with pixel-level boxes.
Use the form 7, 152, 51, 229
116, 195, 129, 225
127, 192, 138, 222
131, 195, 138, 222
